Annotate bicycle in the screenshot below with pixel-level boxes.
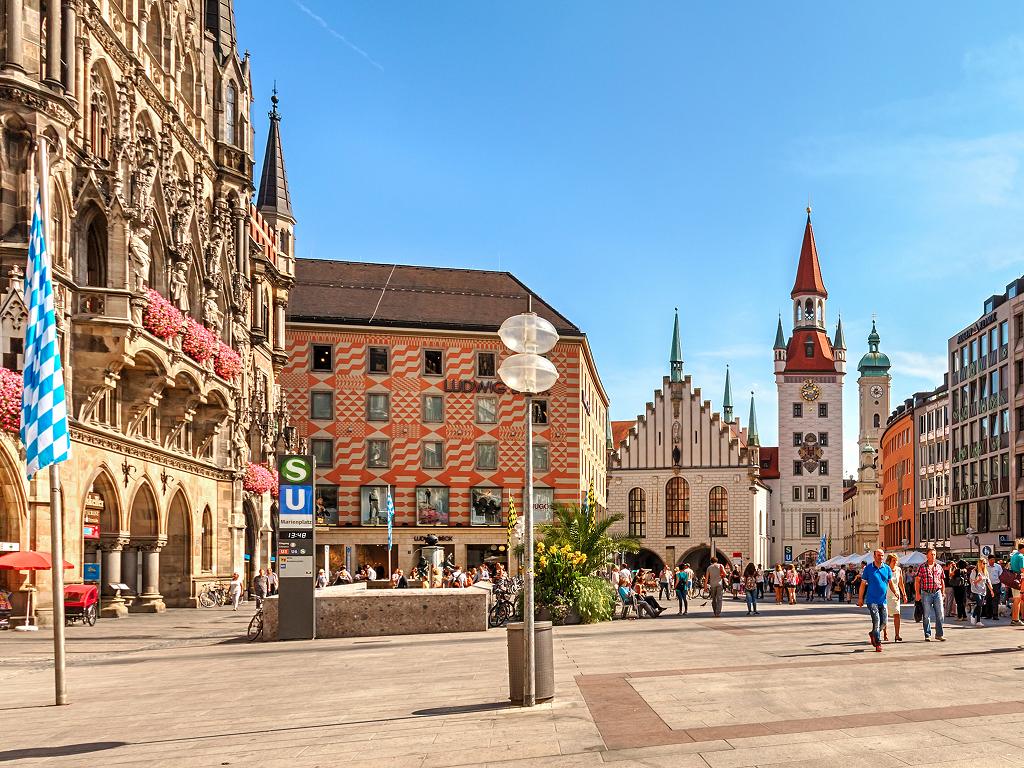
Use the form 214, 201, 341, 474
488, 577, 523, 628
198, 582, 228, 608
247, 603, 264, 641
689, 582, 710, 601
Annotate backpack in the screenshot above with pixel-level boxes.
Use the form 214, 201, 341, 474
955, 570, 970, 590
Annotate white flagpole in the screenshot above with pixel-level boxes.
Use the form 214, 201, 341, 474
386, 485, 392, 580
35, 141, 68, 705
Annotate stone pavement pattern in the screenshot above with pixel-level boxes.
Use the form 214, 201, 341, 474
2, 598, 1024, 767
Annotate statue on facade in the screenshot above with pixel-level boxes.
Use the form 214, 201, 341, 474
128, 223, 152, 294
169, 260, 190, 312
203, 289, 223, 337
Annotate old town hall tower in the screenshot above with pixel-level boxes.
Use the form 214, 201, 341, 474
773, 210, 845, 564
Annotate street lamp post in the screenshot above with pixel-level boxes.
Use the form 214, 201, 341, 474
497, 310, 559, 709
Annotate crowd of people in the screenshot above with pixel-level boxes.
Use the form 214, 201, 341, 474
313, 561, 509, 591
606, 541, 1024, 647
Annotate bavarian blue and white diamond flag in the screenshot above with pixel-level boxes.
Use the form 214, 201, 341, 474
21, 187, 69, 478
816, 534, 827, 565
386, 486, 395, 549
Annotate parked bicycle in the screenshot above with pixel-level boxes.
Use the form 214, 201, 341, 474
488, 576, 524, 628
247, 604, 263, 641
689, 580, 710, 601
198, 582, 228, 608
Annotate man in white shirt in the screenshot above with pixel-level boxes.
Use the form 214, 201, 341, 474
986, 554, 1003, 621
619, 566, 633, 584
452, 566, 467, 587
366, 564, 377, 581
479, 564, 491, 582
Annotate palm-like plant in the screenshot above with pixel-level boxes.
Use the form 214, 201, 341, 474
537, 502, 639, 575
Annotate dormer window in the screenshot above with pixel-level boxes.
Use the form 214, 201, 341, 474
805, 340, 814, 357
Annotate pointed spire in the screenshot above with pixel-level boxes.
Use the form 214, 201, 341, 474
868, 318, 880, 351
722, 365, 734, 423
773, 314, 786, 349
747, 391, 759, 446
791, 207, 828, 299
669, 308, 683, 382
257, 86, 294, 220
605, 417, 613, 451
834, 315, 846, 350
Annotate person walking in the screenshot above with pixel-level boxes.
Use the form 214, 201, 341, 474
915, 547, 946, 641
743, 562, 759, 615
228, 572, 243, 610
858, 549, 897, 651
951, 559, 970, 621
1010, 542, 1024, 626
755, 564, 765, 598
784, 565, 798, 605
704, 557, 727, 617
658, 566, 672, 601
816, 568, 829, 601
985, 554, 1002, 621
883, 553, 906, 642
969, 558, 992, 627
252, 568, 269, 609
267, 567, 279, 596
674, 565, 690, 615
772, 564, 785, 604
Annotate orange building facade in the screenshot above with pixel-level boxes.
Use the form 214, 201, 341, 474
880, 407, 915, 550
281, 260, 609, 575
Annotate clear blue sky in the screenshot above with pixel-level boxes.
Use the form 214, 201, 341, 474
240, 2, 1024, 473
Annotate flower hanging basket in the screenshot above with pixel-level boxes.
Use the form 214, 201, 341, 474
182, 317, 218, 363
243, 462, 277, 496
142, 289, 184, 341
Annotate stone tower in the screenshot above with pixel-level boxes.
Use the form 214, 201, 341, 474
850, 319, 891, 552
774, 209, 845, 565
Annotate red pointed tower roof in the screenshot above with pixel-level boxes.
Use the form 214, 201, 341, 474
790, 209, 827, 299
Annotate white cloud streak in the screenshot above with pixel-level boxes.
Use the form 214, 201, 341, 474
293, 1, 384, 72
888, 349, 948, 382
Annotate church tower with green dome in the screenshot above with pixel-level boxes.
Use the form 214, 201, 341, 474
857, 319, 892, 457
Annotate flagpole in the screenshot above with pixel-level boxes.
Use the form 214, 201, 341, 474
386, 485, 392, 580
36, 140, 68, 705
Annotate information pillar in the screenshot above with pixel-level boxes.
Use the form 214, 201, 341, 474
276, 455, 316, 640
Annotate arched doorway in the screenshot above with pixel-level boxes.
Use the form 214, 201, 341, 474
161, 491, 193, 607
677, 545, 733, 578
0, 442, 28, 594
128, 482, 161, 611
795, 549, 819, 567
243, 500, 257, 594
623, 548, 665, 573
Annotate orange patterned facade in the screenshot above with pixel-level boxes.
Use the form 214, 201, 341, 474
281, 324, 608, 573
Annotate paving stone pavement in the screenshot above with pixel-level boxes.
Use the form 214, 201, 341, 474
2, 596, 1024, 766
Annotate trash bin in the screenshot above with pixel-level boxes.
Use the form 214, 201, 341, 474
506, 621, 554, 704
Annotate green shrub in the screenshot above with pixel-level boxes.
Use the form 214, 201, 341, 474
575, 576, 615, 623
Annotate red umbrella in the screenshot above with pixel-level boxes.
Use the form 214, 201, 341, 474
0, 550, 73, 571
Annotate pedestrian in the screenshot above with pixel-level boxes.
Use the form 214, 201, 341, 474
968, 558, 992, 627
914, 547, 946, 641
267, 567, 279, 595
772, 564, 785, 604
252, 568, 269, 608
943, 560, 956, 617
857, 549, 896, 651
730, 566, 741, 600
755, 564, 765, 598
658, 565, 671, 601
704, 556, 727, 617
395, 569, 409, 589
985, 554, 1002, 621
1010, 543, 1024, 626
951, 559, 970, 621
836, 566, 847, 602
816, 567, 829, 601
882, 553, 906, 642
784, 565, 798, 605
803, 567, 815, 602
315, 568, 328, 589
228, 571, 243, 610
675, 564, 691, 615
743, 562, 759, 616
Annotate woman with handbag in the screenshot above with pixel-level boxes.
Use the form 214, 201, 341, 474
970, 558, 993, 626
883, 553, 907, 642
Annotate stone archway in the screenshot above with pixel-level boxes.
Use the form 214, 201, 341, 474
0, 439, 29, 594
243, 500, 258, 594
128, 482, 164, 612
623, 548, 665, 574
677, 545, 733, 578
160, 491, 193, 607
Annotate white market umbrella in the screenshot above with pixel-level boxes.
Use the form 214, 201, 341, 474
899, 551, 927, 566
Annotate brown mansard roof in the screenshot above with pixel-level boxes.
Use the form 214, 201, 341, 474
287, 259, 582, 335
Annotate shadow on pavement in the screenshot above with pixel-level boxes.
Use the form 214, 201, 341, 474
0, 741, 127, 762
412, 702, 511, 717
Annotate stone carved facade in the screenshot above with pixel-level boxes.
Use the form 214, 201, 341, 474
0, 0, 294, 619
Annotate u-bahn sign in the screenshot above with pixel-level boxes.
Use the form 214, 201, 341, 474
276, 454, 316, 640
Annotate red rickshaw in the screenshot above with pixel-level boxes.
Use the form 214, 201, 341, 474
64, 584, 99, 626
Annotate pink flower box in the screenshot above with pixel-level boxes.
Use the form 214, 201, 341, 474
182, 317, 218, 363
213, 342, 242, 381
0, 367, 22, 436
243, 462, 277, 495
142, 289, 184, 341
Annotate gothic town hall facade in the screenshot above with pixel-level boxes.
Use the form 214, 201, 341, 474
0, 0, 294, 621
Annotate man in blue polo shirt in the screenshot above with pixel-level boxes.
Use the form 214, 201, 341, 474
1010, 543, 1024, 626
858, 548, 896, 651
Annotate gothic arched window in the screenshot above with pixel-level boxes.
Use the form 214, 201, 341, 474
225, 82, 237, 145
89, 73, 111, 161
628, 488, 645, 538
709, 486, 728, 537
85, 213, 108, 287
146, 3, 163, 65
201, 506, 214, 571
665, 477, 690, 537
804, 298, 814, 322
873, 413, 880, 428
181, 56, 196, 109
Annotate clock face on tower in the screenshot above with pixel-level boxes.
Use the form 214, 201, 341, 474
869, 384, 883, 399
800, 380, 821, 402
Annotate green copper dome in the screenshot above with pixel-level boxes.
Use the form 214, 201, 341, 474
857, 319, 891, 376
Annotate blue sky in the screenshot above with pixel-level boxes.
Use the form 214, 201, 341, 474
239, 2, 1024, 473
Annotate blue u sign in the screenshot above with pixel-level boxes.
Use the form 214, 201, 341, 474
279, 485, 313, 527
